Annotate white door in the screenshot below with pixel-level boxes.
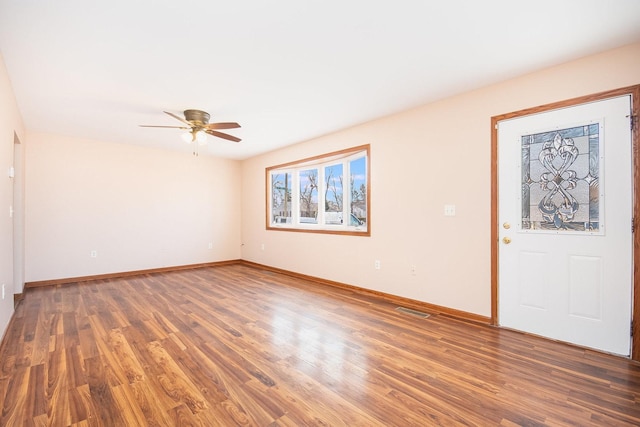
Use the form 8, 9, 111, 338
498, 95, 633, 356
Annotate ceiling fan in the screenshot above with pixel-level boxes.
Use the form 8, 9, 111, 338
140, 109, 241, 144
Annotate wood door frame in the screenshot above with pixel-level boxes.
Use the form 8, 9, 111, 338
491, 85, 640, 361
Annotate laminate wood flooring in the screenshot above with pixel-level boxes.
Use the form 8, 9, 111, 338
1, 264, 639, 426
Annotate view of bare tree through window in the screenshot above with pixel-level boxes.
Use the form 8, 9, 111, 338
267, 145, 369, 235
271, 172, 291, 224
299, 169, 318, 223
325, 163, 343, 221
350, 157, 367, 223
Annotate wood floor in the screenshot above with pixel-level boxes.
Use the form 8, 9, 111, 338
1, 264, 640, 426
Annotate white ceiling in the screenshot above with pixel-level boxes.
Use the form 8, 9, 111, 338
1, 1, 639, 160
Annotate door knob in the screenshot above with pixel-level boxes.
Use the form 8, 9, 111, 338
503, 222, 511, 229
503, 237, 512, 244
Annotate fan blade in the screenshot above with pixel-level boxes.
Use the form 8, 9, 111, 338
139, 125, 189, 129
164, 111, 191, 126
205, 129, 241, 142
204, 122, 241, 130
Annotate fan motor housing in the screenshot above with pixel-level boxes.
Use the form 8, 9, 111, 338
184, 109, 210, 125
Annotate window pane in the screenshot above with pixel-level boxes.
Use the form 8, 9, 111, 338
271, 172, 291, 224
324, 163, 343, 224
350, 156, 367, 225
299, 169, 318, 224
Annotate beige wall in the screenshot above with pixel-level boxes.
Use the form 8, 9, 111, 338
240, 42, 640, 317
25, 133, 242, 282
0, 54, 25, 339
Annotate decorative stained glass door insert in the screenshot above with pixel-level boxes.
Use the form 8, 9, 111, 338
521, 122, 602, 233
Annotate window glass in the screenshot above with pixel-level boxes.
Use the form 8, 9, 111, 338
299, 169, 318, 224
266, 145, 369, 235
324, 163, 343, 224
350, 157, 367, 225
271, 172, 291, 224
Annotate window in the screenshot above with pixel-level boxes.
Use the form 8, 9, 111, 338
267, 145, 369, 235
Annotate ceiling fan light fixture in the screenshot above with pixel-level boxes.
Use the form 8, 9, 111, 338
181, 131, 193, 143
196, 130, 207, 144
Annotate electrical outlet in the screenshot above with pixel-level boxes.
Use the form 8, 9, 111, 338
374, 260, 381, 270
261, 243, 265, 251
208, 242, 213, 249
90, 250, 97, 258
444, 204, 456, 216
410, 265, 416, 276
